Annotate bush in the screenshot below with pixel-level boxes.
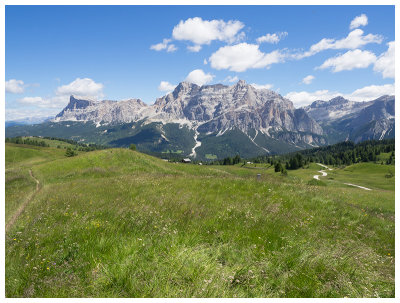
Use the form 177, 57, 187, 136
65, 148, 76, 157
129, 144, 136, 151
385, 169, 394, 178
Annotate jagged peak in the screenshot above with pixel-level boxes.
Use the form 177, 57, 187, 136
328, 96, 349, 104
69, 95, 97, 102
232, 79, 247, 88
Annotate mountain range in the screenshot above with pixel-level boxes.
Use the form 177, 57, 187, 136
5, 80, 395, 160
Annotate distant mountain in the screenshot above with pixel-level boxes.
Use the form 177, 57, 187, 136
303, 96, 373, 123
5, 80, 395, 159
303, 95, 395, 143
5, 116, 54, 128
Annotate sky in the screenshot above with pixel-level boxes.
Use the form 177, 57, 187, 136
5, 5, 395, 121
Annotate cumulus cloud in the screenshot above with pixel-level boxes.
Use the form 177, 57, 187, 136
209, 43, 286, 72
224, 75, 239, 83
374, 41, 395, 79
150, 38, 177, 52
5, 79, 25, 94
55, 78, 104, 100
250, 83, 273, 90
17, 95, 70, 109
296, 29, 382, 59
6, 108, 59, 121
185, 69, 215, 86
158, 81, 176, 92
350, 83, 395, 100
14, 78, 105, 113
350, 14, 368, 30
317, 49, 377, 72
285, 83, 394, 107
285, 90, 340, 107
302, 75, 315, 85
17, 96, 44, 105
187, 45, 202, 52
166, 44, 177, 52
172, 17, 244, 46
256, 32, 288, 44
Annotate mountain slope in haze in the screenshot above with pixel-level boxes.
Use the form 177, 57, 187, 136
304, 95, 395, 143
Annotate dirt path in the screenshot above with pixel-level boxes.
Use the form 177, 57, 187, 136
6, 169, 40, 232
313, 163, 372, 191
343, 183, 372, 191
313, 163, 331, 180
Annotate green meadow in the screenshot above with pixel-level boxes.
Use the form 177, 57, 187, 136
5, 143, 394, 298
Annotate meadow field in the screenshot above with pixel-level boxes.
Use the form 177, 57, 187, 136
5, 143, 395, 298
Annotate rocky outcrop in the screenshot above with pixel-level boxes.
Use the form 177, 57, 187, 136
54, 95, 147, 124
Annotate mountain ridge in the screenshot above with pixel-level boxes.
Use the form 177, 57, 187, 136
6, 80, 395, 159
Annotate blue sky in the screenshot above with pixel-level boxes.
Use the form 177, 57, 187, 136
5, 5, 395, 120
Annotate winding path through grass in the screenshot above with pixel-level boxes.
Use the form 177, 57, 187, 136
313, 163, 372, 191
6, 169, 40, 232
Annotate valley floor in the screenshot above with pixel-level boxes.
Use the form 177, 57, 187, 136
5, 143, 395, 298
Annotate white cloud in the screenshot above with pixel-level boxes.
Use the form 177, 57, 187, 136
172, 17, 244, 45
350, 14, 368, 30
150, 38, 177, 52
17, 95, 70, 109
158, 81, 176, 92
224, 75, 239, 83
6, 108, 59, 121
167, 44, 177, 52
150, 39, 170, 51
5, 79, 25, 94
296, 29, 382, 59
55, 78, 104, 99
318, 49, 377, 72
209, 43, 286, 72
250, 83, 273, 90
203, 59, 208, 65
17, 96, 44, 105
257, 32, 288, 44
302, 75, 315, 85
185, 69, 215, 86
285, 83, 394, 107
374, 41, 395, 79
187, 45, 202, 52
350, 83, 394, 100
285, 90, 340, 107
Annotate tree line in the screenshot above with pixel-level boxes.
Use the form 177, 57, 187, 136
5, 136, 109, 152
247, 139, 394, 173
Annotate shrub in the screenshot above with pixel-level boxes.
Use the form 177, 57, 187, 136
65, 148, 76, 157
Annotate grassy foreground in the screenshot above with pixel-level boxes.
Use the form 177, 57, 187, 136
5, 143, 395, 297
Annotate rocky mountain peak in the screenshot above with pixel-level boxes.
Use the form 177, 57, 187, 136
172, 82, 200, 98
327, 96, 349, 106
236, 79, 247, 86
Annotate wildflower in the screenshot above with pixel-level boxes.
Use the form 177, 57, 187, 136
388, 253, 391, 256
47, 267, 50, 270
13, 238, 16, 241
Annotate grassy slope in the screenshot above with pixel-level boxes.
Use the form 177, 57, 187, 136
5, 144, 394, 298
